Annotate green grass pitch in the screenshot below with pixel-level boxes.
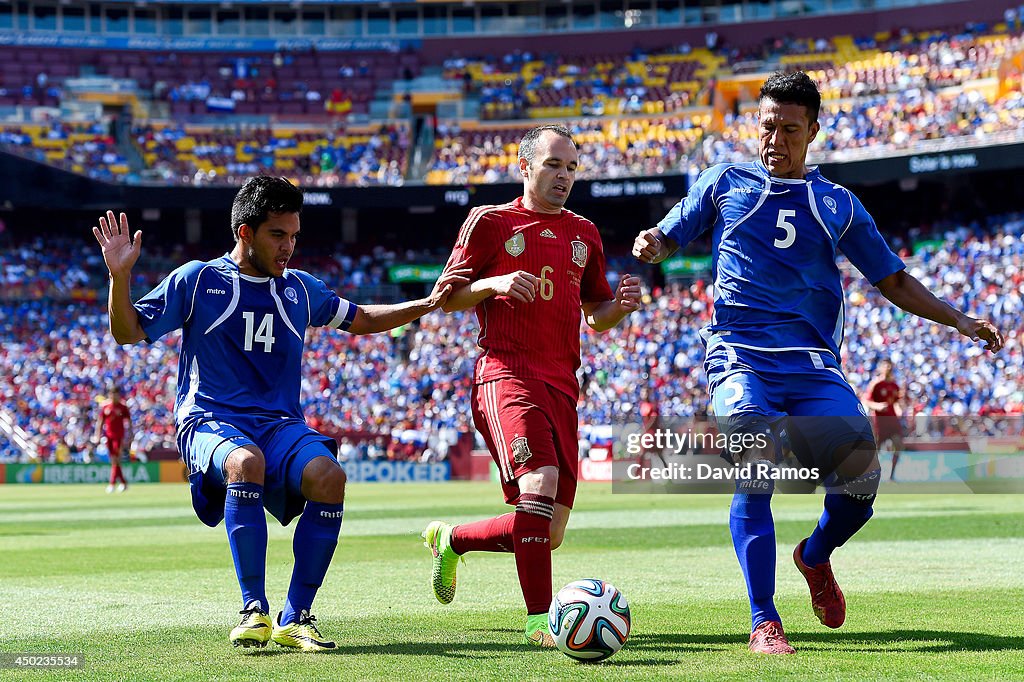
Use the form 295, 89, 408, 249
1, 482, 1021, 681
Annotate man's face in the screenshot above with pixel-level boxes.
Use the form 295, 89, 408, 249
520, 131, 579, 213
242, 211, 300, 278
758, 98, 819, 179
880, 361, 894, 380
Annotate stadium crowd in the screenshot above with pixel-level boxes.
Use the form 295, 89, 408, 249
427, 116, 708, 184
2, 214, 1021, 463
133, 122, 410, 187
0, 121, 130, 182
2, 19, 1020, 186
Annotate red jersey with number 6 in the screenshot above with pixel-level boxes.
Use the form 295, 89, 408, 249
444, 197, 614, 399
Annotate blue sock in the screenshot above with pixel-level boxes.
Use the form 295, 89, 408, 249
224, 482, 268, 613
802, 493, 874, 567
730, 478, 779, 631
280, 501, 343, 625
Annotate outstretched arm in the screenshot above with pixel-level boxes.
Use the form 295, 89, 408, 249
92, 211, 146, 345
347, 268, 471, 335
441, 271, 538, 313
92, 409, 103, 445
632, 228, 680, 264
875, 269, 1004, 352
582, 275, 642, 332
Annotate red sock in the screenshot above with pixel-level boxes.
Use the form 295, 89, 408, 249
513, 493, 554, 614
451, 513, 515, 554
110, 463, 121, 486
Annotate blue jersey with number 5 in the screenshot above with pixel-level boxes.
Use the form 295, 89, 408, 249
657, 162, 904, 356
133, 255, 357, 425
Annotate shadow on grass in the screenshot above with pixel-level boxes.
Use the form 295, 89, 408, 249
629, 630, 1024, 654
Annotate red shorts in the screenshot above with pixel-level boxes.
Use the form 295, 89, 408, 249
873, 415, 904, 445
106, 436, 123, 460
472, 377, 579, 509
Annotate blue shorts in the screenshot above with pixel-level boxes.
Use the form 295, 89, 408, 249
177, 415, 339, 527
704, 339, 875, 473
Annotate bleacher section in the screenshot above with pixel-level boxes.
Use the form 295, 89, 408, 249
444, 48, 723, 120
0, 21, 1020, 185
135, 122, 409, 186
1, 47, 418, 116
426, 115, 709, 184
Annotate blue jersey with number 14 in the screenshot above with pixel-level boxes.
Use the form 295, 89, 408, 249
657, 161, 904, 357
133, 255, 357, 425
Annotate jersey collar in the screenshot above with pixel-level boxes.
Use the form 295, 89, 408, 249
754, 160, 820, 184
514, 196, 564, 219
219, 253, 272, 282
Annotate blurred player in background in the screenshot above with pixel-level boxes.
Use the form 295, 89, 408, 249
93, 384, 132, 493
92, 176, 468, 651
638, 385, 668, 467
423, 125, 642, 647
862, 360, 905, 479
634, 71, 1004, 654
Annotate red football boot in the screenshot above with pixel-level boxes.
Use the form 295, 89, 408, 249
793, 538, 847, 628
748, 620, 796, 655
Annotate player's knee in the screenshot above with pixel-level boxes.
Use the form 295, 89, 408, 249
224, 446, 265, 484
723, 415, 778, 466
302, 457, 346, 504
831, 440, 880, 504
518, 466, 558, 498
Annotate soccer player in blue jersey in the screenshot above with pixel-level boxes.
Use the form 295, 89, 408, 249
633, 72, 1004, 654
92, 176, 468, 651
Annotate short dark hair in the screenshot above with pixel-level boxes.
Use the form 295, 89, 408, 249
759, 71, 821, 124
230, 176, 304, 240
518, 125, 578, 165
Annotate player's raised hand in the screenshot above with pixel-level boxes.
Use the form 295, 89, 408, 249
956, 316, 1004, 352
92, 210, 142, 277
615, 274, 643, 312
633, 229, 666, 263
492, 270, 538, 303
428, 267, 473, 309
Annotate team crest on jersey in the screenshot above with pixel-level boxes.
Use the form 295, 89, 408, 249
284, 287, 299, 304
571, 240, 588, 267
505, 233, 526, 257
510, 436, 532, 464
823, 196, 838, 215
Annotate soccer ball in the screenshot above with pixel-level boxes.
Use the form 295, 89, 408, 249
548, 579, 631, 661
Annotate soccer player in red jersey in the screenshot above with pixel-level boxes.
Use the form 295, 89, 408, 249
422, 125, 642, 647
93, 385, 133, 493
862, 360, 905, 479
